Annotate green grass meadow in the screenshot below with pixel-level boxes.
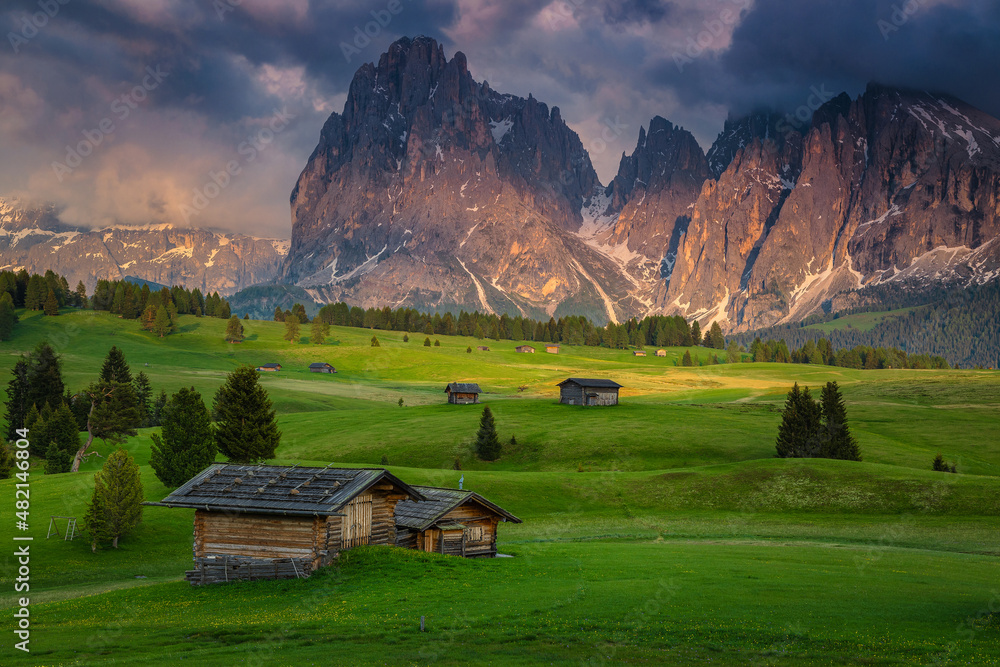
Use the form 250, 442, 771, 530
0, 309, 998, 665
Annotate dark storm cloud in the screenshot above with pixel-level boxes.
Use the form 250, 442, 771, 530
0, 0, 997, 235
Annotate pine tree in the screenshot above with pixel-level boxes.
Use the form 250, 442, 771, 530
225, 315, 245, 343
43, 288, 59, 316
213, 366, 280, 464
100, 346, 133, 385
402, 334, 409, 343
726, 340, 740, 363
434, 339, 441, 347
24, 275, 43, 310
0, 292, 17, 339
26, 342, 65, 412
140, 304, 157, 331
44, 403, 80, 473
310, 319, 329, 345
283, 315, 300, 343
75, 281, 87, 307
150, 387, 216, 487
423, 337, 431, 347
84, 448, 143, 551
466, 346, 472, 353
44, 441, 72, 474
4, 358, 29, 441
151, 389, 168, 427
708, 322, 725, 349
475, 405, 502, 461
0, 442, 13, 479
819, 381, 861, 461
371, 335, 380, 347
273, 306, 284, 322
153, 305, 172, 337
775, 384, 823, 458
691, 321, 702, 347
681, 350, 693, 367
133, 372, 153, 427
25, 405, 49, 457
73, 381, 140, 472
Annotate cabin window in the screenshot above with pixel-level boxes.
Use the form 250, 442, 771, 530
464, 526, 484, 542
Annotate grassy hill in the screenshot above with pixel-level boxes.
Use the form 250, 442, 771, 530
1, 309, 998, 665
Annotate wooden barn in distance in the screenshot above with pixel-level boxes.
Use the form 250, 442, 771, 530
557, 378, 622, 406
545, 344, 560, 354
309, 362, 336, 373
256, 363, 281, 372
633, 350, 647, 357
148, 464, 423, 585
515, 345, 535, 353
395, 486, 521, 557
655, 349, 667, 357
477, 345, 490, 352
445, 382, 481, 404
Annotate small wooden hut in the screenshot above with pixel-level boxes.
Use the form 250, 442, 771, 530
655, 349, 667, 357
395, 486, 521, 557
147, 464, 422, 585
256, 363, 281, 372
477, 345, 490, 352
515, 345, 535, 353
545, 344, 560, 354
557, 378, 622, 406
308, 362, 336, 373
633, 350, 647, 357
445, 382, 481, 404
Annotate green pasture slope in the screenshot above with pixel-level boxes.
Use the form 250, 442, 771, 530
0, 309, 998, 665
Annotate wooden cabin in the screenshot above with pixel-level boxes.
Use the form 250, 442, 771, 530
557, 378, 622, 406
477, 345, 490, 352
515, 345, 535, 353
147, 464, 423, 585
633, 350, 647, 357
256, 363, 281, 372
395, 486, 521, 558
655, 349, 667, 357
445, 382, 481, 404
545, 344, 560, 354
308, 362, 336, 373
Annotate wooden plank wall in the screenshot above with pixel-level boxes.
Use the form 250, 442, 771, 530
341, 493, 373, 549
194, 511, 321, 563
560, 385, 585, 405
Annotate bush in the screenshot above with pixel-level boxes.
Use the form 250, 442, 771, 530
932, 454, 957, 473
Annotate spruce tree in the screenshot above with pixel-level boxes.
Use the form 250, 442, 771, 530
84, 448, 143, 551
213, 366, 280, 464
475, 405, 502, 461
4, 358, 29, 441
709, 322, 725, 349
133, 372, 152, 427
283, 314, 300, 343
75, 281, 87, 307
402, 334, 409, 342
273, 306, 284, 322
26, 342, 64, 412
153, 305, 172, 337
225, 315, 245, 343
371, 335, 380, 347
43, 403, 80, 472
150, 387, 216, 487
681, 350, 693, 367
100, 346, 133, 385
775, 383, 823, 458
25, 405, 48, 457
44, 441, 72, 474
43, 288, 59, 316
0, 442, 13, 479
423, 337, 431, 347
820, 381, 861, 461
0, 292, 17, 339
151, 389, 168, 427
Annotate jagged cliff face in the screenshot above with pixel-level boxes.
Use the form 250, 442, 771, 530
284, 36, 640, 321
0, 199, 286, 295
658, 85, 1000, 331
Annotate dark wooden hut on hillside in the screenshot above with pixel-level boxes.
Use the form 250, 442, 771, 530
394, 486, 521, 557
148, 464, 422, 585
557, 378, 622, 406
545, 344, 560, 354
445, 382, 482, 404
309, 362, 336, 373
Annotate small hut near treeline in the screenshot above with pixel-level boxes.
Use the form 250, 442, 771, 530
545, 344, 560, 354
445, 382, 482, 405
557, 378, 622, 406
515, 345, 535, 353
477, 345, 490, 351
309, 362, 336, 373
147, 464, 422, 585
256, 363, 281, 372
633, 350, 647, 357
394, 486, 521, 557
655, 349, 667, 357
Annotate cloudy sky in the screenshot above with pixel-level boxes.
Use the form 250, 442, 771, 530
1, 0, 997, 238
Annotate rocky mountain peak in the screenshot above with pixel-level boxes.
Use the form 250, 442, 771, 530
705, 109, 800, 178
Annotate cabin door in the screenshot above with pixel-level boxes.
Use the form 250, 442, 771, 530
342, 494, 373, 549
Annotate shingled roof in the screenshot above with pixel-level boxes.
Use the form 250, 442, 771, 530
557, 378, 623, 389
146, 464, 423, 517
394, 485, 521, 531
445, 382, 482, 394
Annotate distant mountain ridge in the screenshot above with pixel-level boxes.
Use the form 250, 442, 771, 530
0, 198, 287, 296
